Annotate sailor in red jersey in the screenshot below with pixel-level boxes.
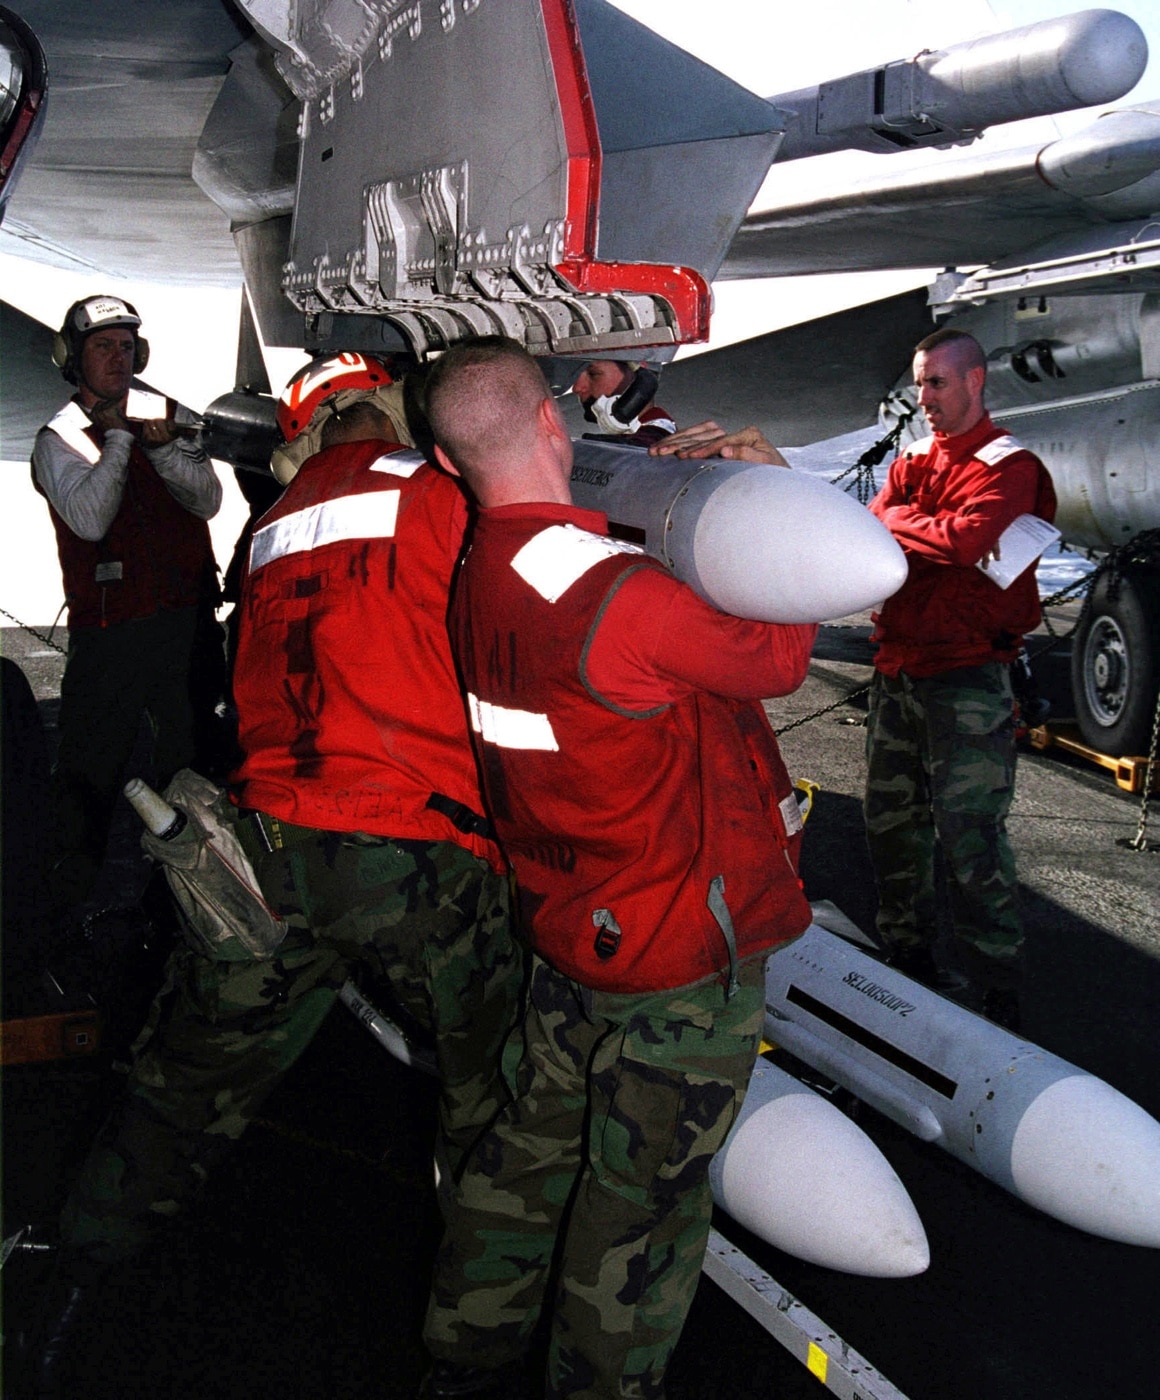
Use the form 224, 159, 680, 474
223, 355, 522, 1179
865, 328, 1057, 1028
418, 336, 815, 1400
48, 357, 523, 1311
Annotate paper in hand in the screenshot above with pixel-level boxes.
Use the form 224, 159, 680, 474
977, 514, 1061, 589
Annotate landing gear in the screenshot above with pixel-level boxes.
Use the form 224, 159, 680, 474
1071, 568, 1160, 756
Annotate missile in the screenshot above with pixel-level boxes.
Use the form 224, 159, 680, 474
1038, 106, 1160, 198
769, 9, 1148, 161
569, 440, 907, 624
202, 388, 281, 477
709, 1056, 930, 1278
335, 978, 928, 1275
765, 924, 1160, 1247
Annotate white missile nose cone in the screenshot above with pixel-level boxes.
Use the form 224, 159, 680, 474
692, 467, 908, 624
1010, 1075, 1160, 1247
1055, 10, 1148, 109
715, 1066, 929, 1276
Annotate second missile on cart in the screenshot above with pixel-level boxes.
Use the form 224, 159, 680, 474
337, 980, 930, 1277
568, 439, 907, 624
764, 924, 1160, 1247
709, 1056, 929, 1277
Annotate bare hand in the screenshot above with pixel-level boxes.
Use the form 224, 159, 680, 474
137, 416, 180, 446
88, 397, 131, 433
650, 420, 788, 466
978, 541, 1003, 570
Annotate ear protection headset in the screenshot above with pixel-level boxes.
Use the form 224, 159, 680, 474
52, 296, 149, 386
579, 362, 660, 426
610, 365, 659, 425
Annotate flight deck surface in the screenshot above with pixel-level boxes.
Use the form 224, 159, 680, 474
3, 606, 1157, 1400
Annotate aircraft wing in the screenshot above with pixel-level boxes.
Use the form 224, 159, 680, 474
656, 288, 933, 448
2, 2, 1152, 351
722, 102, 1160, 280
0, 299, 59, 460
0, 0, 250, 284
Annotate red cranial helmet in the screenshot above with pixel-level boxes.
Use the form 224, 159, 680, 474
276, 353, 394, 442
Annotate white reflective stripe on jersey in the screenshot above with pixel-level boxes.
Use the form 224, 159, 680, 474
125, 389, 168, 421
974, 434, 1025, 466
249, 490, 400, 572
47, 402, 101, 465
904, 435, 934, 458
511, 523, 644, 603
369, 449, 426, 478
468, 693, 559, 752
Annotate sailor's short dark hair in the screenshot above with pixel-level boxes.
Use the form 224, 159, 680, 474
914, 327, 986, 372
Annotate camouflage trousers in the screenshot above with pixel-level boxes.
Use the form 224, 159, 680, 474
61, 818, 522, 1260
864, 664, 1022, 982
424, 953, 765, 1400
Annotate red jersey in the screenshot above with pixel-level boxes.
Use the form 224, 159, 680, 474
869, 414, 1057, 678
231, 440, 502, 868
451, 501, 814, 993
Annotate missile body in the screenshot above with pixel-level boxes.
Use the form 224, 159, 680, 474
337, 978, 928, 1275
1038, 106, 1160, 199
765, 925, 1160, 1247
709, 1057, 930, 1277
769, 9, 1148, 161
202, 388, 281, 476
569, 440, 907, 624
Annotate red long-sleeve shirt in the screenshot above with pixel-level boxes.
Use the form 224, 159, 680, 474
869, 414, 1056, 678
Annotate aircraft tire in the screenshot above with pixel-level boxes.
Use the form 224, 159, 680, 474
1070, 568, 1160, 757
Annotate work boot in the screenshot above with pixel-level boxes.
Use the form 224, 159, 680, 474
419, 1358, 534, 1399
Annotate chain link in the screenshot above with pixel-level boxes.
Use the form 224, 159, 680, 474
773, 682, 869, 737
1121, 684, 1160, 854
0, 605, 67, 655
828, 406, 917, 506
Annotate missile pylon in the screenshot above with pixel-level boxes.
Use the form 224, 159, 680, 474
709, 1056, 930, 1277
765, 924, 1160, 1247
569, 439, 907, 624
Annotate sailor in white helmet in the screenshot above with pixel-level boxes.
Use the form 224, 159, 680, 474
31, 295, 222, 909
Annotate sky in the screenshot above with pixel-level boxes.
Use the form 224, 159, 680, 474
1, 0, 1158, 623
